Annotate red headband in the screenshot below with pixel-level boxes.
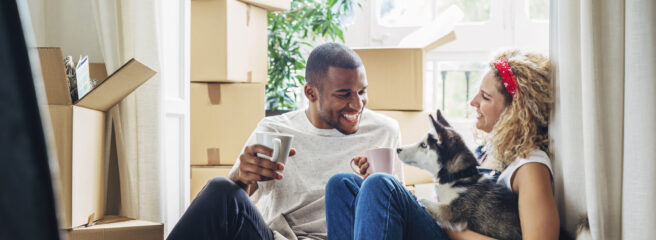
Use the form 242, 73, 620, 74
493, 57, 518, 98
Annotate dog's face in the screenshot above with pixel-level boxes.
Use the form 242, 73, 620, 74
397, 110, 468, 176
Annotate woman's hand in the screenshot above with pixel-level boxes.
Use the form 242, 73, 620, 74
351, 155, 372, 179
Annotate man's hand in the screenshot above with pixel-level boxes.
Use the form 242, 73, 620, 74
234, 144, 296, 186
352, 155, 372, 179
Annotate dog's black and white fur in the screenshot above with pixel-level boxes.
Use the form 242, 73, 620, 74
396, 110, 521, 240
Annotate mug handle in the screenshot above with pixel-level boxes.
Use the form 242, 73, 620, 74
349, 159, 360, 174
350, 158, 371, 175
271, 138, 281, 162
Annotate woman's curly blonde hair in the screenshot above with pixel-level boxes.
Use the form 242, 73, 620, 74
486, 49, 553, 168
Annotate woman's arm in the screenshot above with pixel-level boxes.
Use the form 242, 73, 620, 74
512, 162, 560, 240
446, 162, 559, 240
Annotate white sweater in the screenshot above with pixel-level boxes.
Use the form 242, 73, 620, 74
230, 109, 404, 240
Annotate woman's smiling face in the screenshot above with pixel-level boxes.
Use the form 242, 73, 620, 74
469, 71, 509, 133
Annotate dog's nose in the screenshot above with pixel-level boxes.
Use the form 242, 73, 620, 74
396, 148, 402, 153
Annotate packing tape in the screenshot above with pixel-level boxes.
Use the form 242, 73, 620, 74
207, 148, 221, 165
207, 84, 221, 105
87, 212, 96, 226
247, 71, 253, 82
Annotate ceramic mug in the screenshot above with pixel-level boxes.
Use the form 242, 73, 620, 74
350, 147, 394, 175
255, 132, 294, 164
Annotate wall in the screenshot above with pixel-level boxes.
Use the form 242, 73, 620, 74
25, 0, 103, 62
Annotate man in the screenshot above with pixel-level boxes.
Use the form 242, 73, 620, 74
168, 43, 404, 240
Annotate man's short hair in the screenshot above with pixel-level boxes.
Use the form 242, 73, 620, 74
305, 43, 363, 89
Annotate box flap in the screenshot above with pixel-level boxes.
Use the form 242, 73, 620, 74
398, 5, 463, 51
89, 63, 108, 84
238, 0, 290, 12
76, 59, 156, 111
38, 47, 72, 105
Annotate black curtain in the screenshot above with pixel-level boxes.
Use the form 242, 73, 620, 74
0, 0, 61, 239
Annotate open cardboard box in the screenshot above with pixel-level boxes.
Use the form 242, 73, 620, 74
38, 47, 156, 229
354, 6, 463, 110
191, 0, 267, 82
190, 82, 264, 166
238, 0, 290, 11
62, 216, 163, 240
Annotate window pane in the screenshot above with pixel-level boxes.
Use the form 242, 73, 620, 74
436, 0, 491, 23
527, 0, 549, 21
376, 0, 491, 26
376, 0, 434, 27
426, 62, 487, 119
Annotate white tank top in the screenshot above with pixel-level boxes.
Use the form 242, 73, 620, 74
497, 150, 553, 190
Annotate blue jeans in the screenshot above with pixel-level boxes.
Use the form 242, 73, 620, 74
325, 173, 449, 240
167, 177, 273, 240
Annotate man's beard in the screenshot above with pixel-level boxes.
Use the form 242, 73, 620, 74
318, 101, 360, 135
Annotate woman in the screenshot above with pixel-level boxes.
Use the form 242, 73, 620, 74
325, 50, 560, 240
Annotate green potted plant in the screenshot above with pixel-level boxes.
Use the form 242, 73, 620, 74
266, 0, 360, 114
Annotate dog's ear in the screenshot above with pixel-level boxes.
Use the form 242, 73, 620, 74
429, 114, 447, 143
435, 109, 451, 128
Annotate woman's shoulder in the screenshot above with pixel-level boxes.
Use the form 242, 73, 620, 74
508, 150, 551, 172
498, 149, 552, 190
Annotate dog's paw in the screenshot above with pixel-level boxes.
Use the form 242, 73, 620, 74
418, 198, 442, 220
440, 221, 468, 232
418, 198, 438, 207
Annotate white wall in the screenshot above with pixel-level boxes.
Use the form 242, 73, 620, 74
25, 0, 103, 62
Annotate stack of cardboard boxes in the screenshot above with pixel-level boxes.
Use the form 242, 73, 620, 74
38, 47, 163, 239
189, 0, 290, 200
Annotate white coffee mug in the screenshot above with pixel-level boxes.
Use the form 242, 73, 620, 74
350, 147, 395, 175
256, 132, 294, 164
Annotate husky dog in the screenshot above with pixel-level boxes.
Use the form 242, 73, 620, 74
396, 110, 521, 240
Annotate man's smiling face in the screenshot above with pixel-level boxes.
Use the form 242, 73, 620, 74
316, 66, 368, 135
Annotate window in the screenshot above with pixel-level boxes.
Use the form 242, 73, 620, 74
376, 0, 435, 27
435, 0, 491, 23
423, 0, 549, 120
375, 0, 491, 26
527, 0, 549, 21
424, 62, 486, 119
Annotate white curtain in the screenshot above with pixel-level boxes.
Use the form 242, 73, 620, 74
550, 0, 656, 239
91, 0, 162, 221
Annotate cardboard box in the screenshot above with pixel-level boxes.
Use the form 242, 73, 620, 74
38, 47, 156, 228
191, 0, 267, 82
354, 6, 463, 110
190, 166, 232, 200
238, 0, 290, 11
63, 217, 163, 240
375, 110, 435, 185
191, 83, 264, 165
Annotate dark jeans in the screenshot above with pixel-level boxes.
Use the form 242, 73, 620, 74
325, 173, 449, 240
167, 177, 273, 240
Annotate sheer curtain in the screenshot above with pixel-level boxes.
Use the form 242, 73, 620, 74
550, 0, 655, 239
91, 0, 162, 221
